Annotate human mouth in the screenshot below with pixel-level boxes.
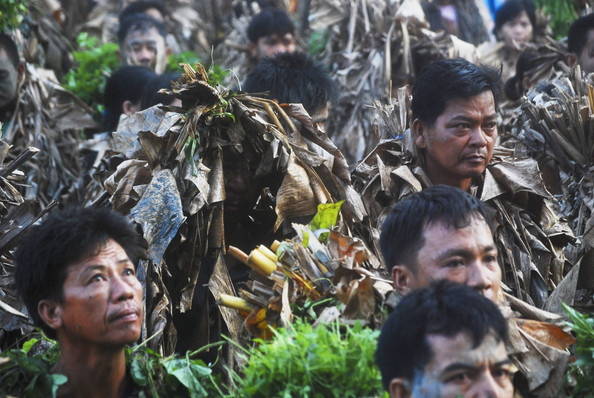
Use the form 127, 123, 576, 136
108, 307, 140, 323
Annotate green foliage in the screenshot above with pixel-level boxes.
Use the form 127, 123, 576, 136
308, 29, 330, 58
563, 303, 594, 396
62, 32, 120, 121
167, 51, 201, 73
536, 0, 578, 40
129, 344, 223, 397
0, 335, 65, 398
230, 320, 386, 398
303, 200, 344, 246
0, 0, 28, 31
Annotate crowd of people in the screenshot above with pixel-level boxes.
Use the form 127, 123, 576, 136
1, 0, 594, 396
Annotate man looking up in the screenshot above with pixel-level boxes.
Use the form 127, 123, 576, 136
411, 58, 500, 192
117, 13, 170, 74
376, 281, 514, 398
380, 185, 501, 302
247, 8, 296, 60
567, 12, 594, 75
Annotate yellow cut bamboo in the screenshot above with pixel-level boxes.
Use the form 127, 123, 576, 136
248, 249, 278, 276
218, 294, 254, 312
257, 245, 278, 263
228, 246, 249, 265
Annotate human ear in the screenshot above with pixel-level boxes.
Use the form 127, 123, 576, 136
122, 100, 140, 115
389, 378, 412, 398
412, 119, 427, 149
38, 300, 63, 330
566, 53, 578, 67
392, 265, 414, 296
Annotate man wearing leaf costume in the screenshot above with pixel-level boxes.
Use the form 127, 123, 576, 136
379, 186, 574, 397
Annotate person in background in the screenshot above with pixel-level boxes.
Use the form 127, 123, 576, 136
376, 280, 514, 398
493, 0, 537, 81
117, 13, 171, 74
242, 51, 337, 130
567, 12, 594, 75
14, 207, 147, 398
103, 65, 156, 132
119, 0, 167, 23
140, 71, 182, 109
0, 33, 24, 135
247, 8, 297, 60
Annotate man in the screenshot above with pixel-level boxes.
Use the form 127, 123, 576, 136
376, 281, 514, 398
247, 8, 296, 60
14, 207, 147, 397
380, 185, 501, 302
0, 33, 24, 132
567, 12, 594, 75
242, 51, 338, 129
379, 185, 572, 397
117, 13, 171, 74
119, 0, 167, 23
411, 58, 500, 192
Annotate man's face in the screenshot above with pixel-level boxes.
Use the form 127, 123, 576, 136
396, 332, 514, 398
0, 49, 19, 108
120, 27, 169, 73
42, 239, 143, 348
251, 33, 296, 59
576, 29, 594, 75
497, 11, 533, 46
392, 216, 502, 302
414, 91, 497, 191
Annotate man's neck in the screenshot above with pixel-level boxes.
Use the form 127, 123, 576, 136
53, 344, 128, 398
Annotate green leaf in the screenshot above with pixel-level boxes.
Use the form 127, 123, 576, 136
22, 337, 39, 354
50, 374, 67, 398
309, 201, 344, 231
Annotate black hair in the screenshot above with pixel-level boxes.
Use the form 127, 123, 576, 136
119, 0, 167, 22
247, 8, 295, 43
140, 71, 181, 109
375, 280, 508, 391
494, 0, 536, 37
504, 49, 538, 101
411, 58, 502, 126
0, 33, 20, 68
117, 13, 166, 45
568, 12, 594, 56
103, 65, 156, 131
14, 207, 147, 339
242, 51, 337, 114
379, 185, 494, 275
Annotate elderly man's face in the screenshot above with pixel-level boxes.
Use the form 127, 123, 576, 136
392, 215, 502, 302
40, 239, 143, 347
0, 49, 19, 108
413, 91, 497, 191
120, 26, 169, 73
392, 332, 514, 398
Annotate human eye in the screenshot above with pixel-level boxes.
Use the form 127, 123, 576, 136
445, 259, 465, 268
493, 367, 512, 380
456, 122, 471, 129
123, 266, 136, 277
89, 273, 106, 284
446, 371, 473, 385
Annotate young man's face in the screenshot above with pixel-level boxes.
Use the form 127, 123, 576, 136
392, 215, 502, 302
251, 33, 296, 59
39, 239, 143, 348
120, 26, 169, 73
413, 91, 497, 191
392, 332, 514, 398
0, 49, 19, 108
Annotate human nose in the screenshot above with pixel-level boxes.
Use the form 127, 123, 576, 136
111, 273, 135, 302
136, 47, 153, 63
470, 370, 502, 398
469, 127, 488, 147
467, 261, 492, 295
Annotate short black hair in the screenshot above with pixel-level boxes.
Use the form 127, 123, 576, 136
504, 49, 538, 101
103, 65, 156, 131
494, 0, 536, 37
375, 280, 508, 391
117, 13, 166, 45
568, 12, 594, 56
119, 0, 167, 22
14, 207, 147, 339
379, 185, 494, 274
411, 58, 502, 126
0, 33, 20, 68
141, 71, 181, 109
243, 51, 337, 114
247, 8, 295, 43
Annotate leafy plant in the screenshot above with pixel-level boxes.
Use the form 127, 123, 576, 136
167, 51, 201, 73
0, 0, 28, 31
229, 320, 386, 398
0, 334, 65, 398
535, 0, 578, 40
563, 303, 594, 396
62, 32, 120, 122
